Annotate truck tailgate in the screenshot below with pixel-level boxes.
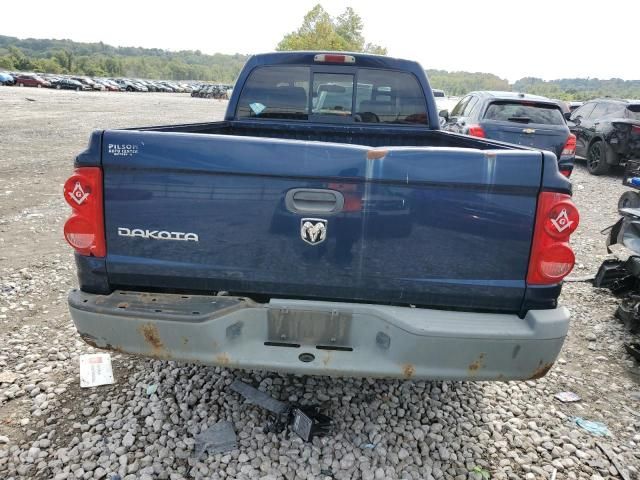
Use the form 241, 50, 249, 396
102, 131, 542, 312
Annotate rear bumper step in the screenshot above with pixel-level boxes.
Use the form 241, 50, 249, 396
68, 289, 570, 380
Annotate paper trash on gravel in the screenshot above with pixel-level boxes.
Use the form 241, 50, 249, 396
555, 391, 582, 403
194, 420, 237, 459
79, 353, 114, 388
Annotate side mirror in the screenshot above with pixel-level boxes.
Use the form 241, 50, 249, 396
563, 112, 572, 121
439, 109, 449, 122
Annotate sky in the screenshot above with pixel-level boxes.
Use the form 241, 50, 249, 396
2, 0, 638, 82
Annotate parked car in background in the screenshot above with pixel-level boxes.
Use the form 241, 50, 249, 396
13, 73, 51, 88
168, 82, 185, 93
51, 78, 85, 91
137, 80, 156, 92
158, 81, 178, 92
568, 98, 640, 175
43, 74, 61, 84
94, 79, 119, 91
71, 77, 102, 91
132, 81, 149, 92
568, 101, 583, 112
0, 72, 14, 85
114, 79, 142, 92
442, 91, 575, 176
151, 81, 171, 92
102, 79, 124, 91
552, 99, 570, 117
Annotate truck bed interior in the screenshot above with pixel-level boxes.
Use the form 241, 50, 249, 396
138, 120, 519, 150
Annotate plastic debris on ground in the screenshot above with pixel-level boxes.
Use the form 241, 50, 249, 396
571, 417, 612, 437
596, 441, 633, 480
230, 379, 332, 442
554, 391, 581, 403
193, 420, 237, 459
79, 353, 114, 388
230, 379, 289, 414
146, 384, 158, 396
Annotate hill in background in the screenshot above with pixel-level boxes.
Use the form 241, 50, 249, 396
1, 35, 640, 100
0, 36, 248, 82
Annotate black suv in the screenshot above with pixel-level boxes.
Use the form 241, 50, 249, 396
568, 98, 640, 175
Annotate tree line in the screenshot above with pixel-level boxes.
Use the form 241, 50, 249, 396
2, 20, 640, 101
0, 36, 248, 82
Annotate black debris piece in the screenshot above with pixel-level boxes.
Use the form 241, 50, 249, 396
229, 379, 332, 441
625, 343, 640, 362
593, 259, 634, 292
616, 297, 640, 334
291, 406, 332, 442
193, 420, 237, 459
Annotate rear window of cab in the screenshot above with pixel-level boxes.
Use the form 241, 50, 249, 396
236, 65, 428, 125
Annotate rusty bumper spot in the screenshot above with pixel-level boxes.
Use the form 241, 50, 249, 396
468, 353, 485, 373
402, 364, 415, 378
215, 352, 232, 366
136, 323, 172, 359
78, 333, 126, 355
529, 361, 554, 380
139, 323, 164, 350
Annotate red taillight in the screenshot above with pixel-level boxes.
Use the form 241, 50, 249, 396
467, 124, 486, 138
63, 167, 105, 257
527, 192, 579, 285
314, 54, 356, 64
562, 133, 576, 156
632, 125, 640, 135
560, 169, 572, 177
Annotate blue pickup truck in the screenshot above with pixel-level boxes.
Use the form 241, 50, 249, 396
64, 52, 579, 380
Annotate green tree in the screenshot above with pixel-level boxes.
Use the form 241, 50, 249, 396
335, 7, 364, 50
427, 70, 510, 96
8, 46, 33, 70
0, 55, 15, 69
277, 4, 387, 54
54, 49, 74, 72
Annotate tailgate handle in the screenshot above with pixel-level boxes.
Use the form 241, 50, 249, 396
286, 189, 344, 214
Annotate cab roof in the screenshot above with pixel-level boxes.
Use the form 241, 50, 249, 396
245, 51, 425, 74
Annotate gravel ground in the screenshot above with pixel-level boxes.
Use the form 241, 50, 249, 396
0, 87, 639, 480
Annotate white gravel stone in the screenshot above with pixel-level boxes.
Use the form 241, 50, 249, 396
122, 432, 135, 448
